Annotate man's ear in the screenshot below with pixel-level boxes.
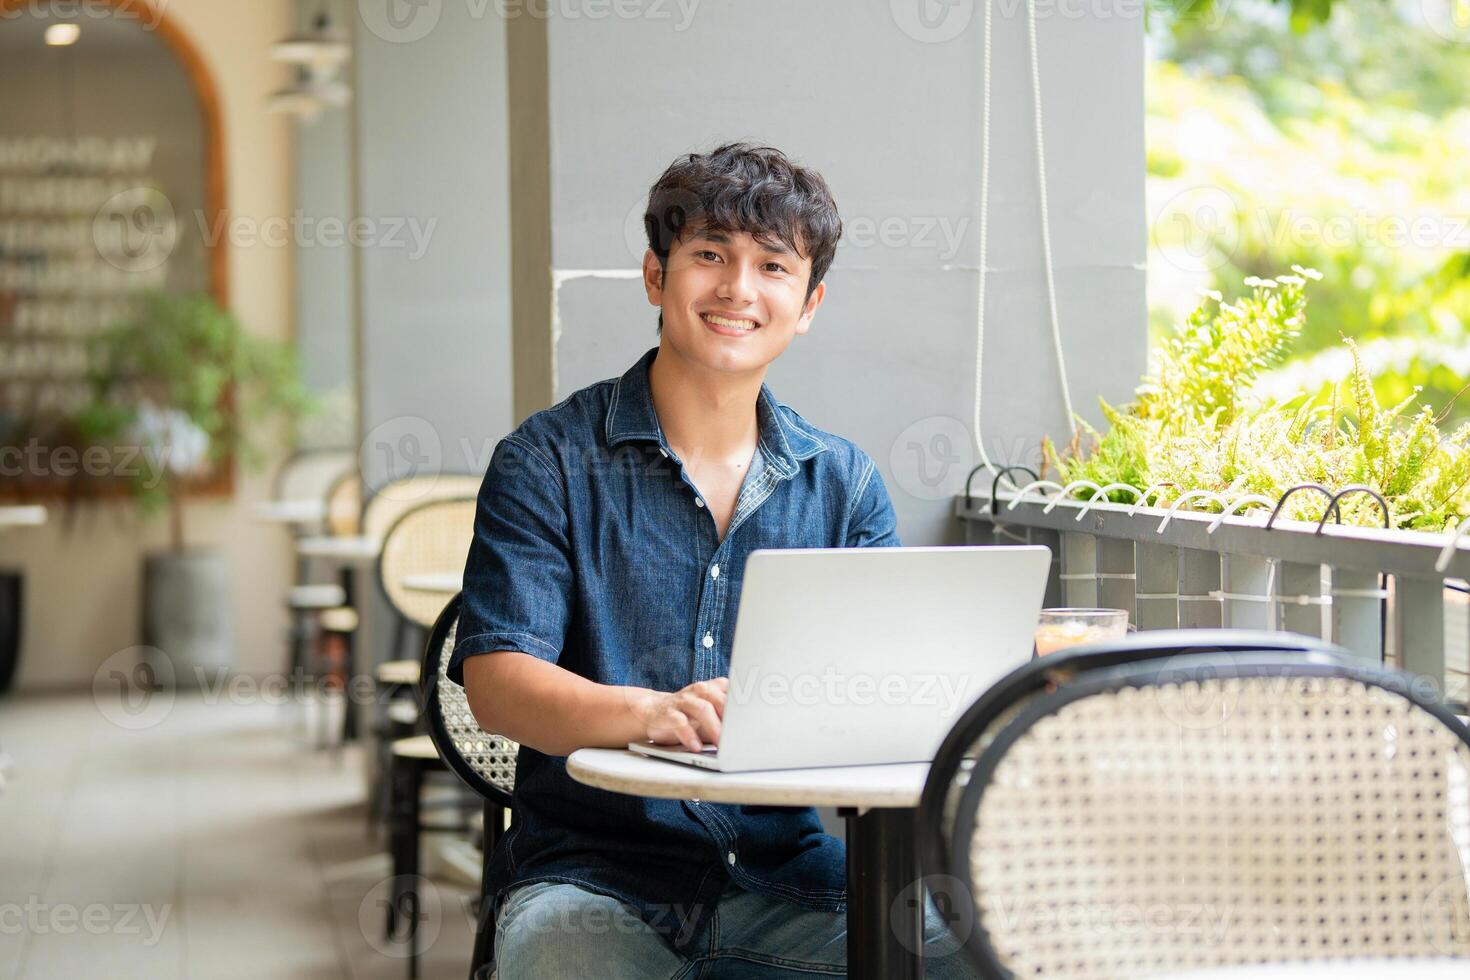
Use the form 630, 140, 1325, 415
642, 249, 664, 307
794, 281, 825, 336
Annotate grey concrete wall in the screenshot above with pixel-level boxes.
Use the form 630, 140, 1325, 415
353, 2, 514, 490
545, 0, 1148, 546
292, 99, 355, 447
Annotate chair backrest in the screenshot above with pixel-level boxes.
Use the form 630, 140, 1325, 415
361, 473, 483, 543
947, 653, 1470, 977
422, 593, 517, 808
324, 470, 362, 537
918, 630, 1351, 908
273, 448, 354, 507
378, 496, 476, 628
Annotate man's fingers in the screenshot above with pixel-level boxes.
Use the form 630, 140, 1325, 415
683, 696, 721, 747
697, 680, 727, 717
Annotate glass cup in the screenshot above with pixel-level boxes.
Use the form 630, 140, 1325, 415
1033, 608, 1130, 657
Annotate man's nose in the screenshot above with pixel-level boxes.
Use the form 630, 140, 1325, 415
716, 260, 759, 304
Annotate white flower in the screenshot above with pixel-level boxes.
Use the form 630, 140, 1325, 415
1277, 274, 1306, 286
1290, 264, 1324, 281
1243, 276, 1278, 289
128, 401, 211, 476
1196, 288, 1223, 302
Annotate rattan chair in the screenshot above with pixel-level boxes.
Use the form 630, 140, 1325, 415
935, 649, 1470, 978
368, 497, 476, 833
272, 452, 355, 675
377, 494, 476, 662
918, 629, 1350, 917
421, 592, 518, 980
272, 447, 355, 534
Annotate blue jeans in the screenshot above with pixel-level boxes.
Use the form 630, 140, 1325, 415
494, 879, 979, 979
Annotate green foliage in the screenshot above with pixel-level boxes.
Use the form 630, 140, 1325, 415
78, 292, 316, 545
1147, 0, 1470, 428
1046, 273, 1470, 531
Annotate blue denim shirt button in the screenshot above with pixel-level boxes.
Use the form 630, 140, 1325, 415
710, 565, 720, 578
726, 851, 736, 865
702, 633, 714, 648
695, 497, 705, 508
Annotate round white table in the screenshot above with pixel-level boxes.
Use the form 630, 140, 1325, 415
400, 572, 461, 594
252, 499, 327, 525
0, 505, 47, 529
296, 534, 381, 561
567, 748, 932, 980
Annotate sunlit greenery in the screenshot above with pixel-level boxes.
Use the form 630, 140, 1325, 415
1147, 0, 1470, 427
1044, 273, 1470, 531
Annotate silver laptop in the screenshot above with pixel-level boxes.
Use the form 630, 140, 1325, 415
628, 545, 1051, 772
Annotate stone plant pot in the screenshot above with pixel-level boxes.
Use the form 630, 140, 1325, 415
143, 549, 233, 686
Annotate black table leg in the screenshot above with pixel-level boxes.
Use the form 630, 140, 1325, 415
842, 805, 924, 980
340, 565, 359, 741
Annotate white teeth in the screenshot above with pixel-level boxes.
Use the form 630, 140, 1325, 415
704, 313, 759, 331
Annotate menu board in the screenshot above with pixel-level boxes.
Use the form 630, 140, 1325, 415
0, 11, 215, 497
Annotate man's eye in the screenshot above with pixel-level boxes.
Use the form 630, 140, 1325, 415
765, 263, 788, 273
696, 249, 720, 261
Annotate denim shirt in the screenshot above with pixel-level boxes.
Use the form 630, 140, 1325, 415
448, 344, 903, 950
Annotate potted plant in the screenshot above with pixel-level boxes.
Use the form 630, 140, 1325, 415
74, 291, 315, 681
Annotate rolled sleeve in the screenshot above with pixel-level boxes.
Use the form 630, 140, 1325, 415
844, 453, 903, 548
448, 436, 575, 686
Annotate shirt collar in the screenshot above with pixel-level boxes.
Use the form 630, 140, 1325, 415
604, 346, 828, 480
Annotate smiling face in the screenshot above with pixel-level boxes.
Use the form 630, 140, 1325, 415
643, 222, 826, 377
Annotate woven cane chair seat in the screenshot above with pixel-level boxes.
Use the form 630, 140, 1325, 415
362, 474, 483, 543
424, 594, 517, 802
952, 658, 1470, 978
379, 496, 478, 629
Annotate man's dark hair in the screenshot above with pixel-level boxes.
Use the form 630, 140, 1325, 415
644, 142, 842, 334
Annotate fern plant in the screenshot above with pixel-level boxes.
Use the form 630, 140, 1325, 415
1044, 270, 1470, 532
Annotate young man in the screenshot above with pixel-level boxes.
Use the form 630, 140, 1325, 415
451, 144, 974, 978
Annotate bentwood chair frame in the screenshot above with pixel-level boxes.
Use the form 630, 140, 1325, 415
933, 646, 1470, 977
917, 629, 1350, 915
421, 592, 518, 980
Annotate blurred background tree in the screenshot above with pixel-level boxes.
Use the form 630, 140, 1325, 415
1146, 0, 1470, 424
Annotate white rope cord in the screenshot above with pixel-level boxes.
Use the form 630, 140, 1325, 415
973, 0, 1076, 477
972, 0, 997, 477
1025, 0, 1075, 430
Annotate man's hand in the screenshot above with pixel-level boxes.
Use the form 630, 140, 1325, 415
629, 678, 729, 753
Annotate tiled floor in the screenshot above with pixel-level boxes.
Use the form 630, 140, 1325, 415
0, 691, 476, 980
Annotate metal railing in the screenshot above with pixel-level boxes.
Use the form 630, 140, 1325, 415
956, 478, 1470, 710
